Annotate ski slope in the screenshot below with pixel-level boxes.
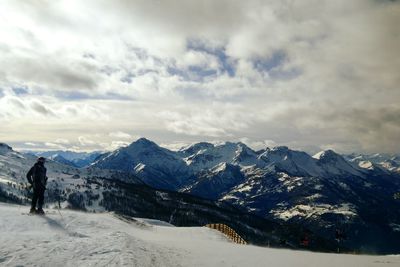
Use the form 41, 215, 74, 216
0, 203, 398, 267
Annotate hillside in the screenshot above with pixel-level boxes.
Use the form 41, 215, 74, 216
0, 203, 399, 267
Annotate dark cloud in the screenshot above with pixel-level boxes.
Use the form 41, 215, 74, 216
2, 56, 100, 91
30, 101, 55, 116
7, 97, 26, 109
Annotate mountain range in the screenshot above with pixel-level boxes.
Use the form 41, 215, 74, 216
1, 139, 400, 253
0, 142, 338, 252
27, 150, 102, 168
90, 138, 400, 253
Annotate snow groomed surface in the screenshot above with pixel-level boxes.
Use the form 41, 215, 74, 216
0, 203, 399, 267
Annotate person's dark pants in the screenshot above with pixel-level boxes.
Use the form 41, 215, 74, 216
31, 186, 45, 209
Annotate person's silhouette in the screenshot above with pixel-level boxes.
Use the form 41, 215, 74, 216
26, 157, 48, 214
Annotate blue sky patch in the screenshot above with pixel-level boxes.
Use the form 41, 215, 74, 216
12, 86, 29, 95
253, 50, 286, 72
186, 39, 236, 77
167, 65, 217, 82
54, 91, 134, 101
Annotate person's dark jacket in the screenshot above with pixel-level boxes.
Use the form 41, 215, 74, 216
26, 162, 47, 190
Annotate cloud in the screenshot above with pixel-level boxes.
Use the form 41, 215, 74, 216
78, 136, 96, 146
54, 138, 70, 144
24, 142, 38, 146
1, 0, 399, 153
44, 142, 66, 150
159, 141, 192, 151
30, 101, 55, 116
109, 131, 132, 139
99, 140, 130, 151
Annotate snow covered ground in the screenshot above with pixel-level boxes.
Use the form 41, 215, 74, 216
0, 203, 399, 267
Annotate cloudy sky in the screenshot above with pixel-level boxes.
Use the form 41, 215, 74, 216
0, 0, 399, 153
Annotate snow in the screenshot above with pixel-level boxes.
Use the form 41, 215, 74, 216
278, 173, 303, 192
271, 203, 358, 221
0, 203, 398, 267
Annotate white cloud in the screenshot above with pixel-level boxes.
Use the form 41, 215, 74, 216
109, 131, 133, 139
54, 138, 70, 144
78, 136, 96, 146
100, 141, 130, 151
159, 142, 192, 151
1, 0, 399, 153
44, 142, 66, 150
24, 142, 38, 146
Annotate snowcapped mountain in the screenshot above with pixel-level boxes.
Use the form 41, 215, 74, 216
258, 146, 323, 177
90, 139, 400, 254
313, 150, 364, 177
346, 153, 400, 173
93, 138, 192, 190
179, 141, 260, 171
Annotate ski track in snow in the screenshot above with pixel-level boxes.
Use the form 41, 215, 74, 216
0, 203, 399, 267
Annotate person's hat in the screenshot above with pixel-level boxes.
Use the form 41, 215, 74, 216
37, 157, 46, 162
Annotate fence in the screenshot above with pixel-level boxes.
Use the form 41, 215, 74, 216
205, 223, 247, 245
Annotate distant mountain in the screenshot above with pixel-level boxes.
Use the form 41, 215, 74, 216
313, 150, 364, 176
29, 150, 102, 168
48, 154, 78, 167
346, 153, 400, 173
91, 138, 400, 254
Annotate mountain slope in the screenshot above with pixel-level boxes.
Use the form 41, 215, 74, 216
1, 203, 399, 267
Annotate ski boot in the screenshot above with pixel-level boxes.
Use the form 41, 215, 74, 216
29, 207, 37, 214
36, 208, 45, 215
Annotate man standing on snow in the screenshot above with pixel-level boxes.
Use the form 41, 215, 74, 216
26, 157, 48, 214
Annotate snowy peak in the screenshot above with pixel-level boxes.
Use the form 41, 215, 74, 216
107, 137, 174, 161
259, 146, 322, 177
313, 149, 341, 161
183, 141, 258, 171
314, 150, 362, 176
314, 150, 352, 167
178, 142, 214, 157
131, 137, 156, 146
125, 137, 160, 152
232, 143, 258, 165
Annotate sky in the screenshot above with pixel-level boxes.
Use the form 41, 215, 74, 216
0, 0, 399, 154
